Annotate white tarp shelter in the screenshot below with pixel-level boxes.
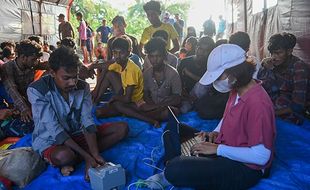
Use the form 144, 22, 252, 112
225, 0, 310, 64
0, 0, 73, 44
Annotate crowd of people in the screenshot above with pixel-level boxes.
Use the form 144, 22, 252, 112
0, 0, 309, 189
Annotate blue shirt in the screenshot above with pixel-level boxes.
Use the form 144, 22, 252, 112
218, 19, 226, 33
96, 26, 111, 43
27, 75, 96, 154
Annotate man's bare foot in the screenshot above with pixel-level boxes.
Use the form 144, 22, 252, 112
151, 120, 161, 128
60, 166, 74, 176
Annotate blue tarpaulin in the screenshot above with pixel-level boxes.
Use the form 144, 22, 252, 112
11, 112, 310, 190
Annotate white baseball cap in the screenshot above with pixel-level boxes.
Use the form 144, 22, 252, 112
199, 44, 246, 85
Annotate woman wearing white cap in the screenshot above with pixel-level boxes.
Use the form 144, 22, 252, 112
146, 44, 276, 190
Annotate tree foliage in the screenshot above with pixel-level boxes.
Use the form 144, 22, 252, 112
70, 0, 190, 41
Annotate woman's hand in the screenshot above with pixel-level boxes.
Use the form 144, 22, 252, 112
208, 131, 219, 143
195, 131, 208, 142
191, 142, 219, 156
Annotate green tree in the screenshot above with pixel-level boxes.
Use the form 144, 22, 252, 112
70, 0, 119, 38
70, 0, 190, 42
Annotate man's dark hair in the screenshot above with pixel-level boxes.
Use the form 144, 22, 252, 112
1, 41, 15, 50
58, 13, 65, 18
16, 39, 42, 57
28, 35, 41, 44
179, 48, 187, 54
76, 12, 83, 18
268, 32, 296, 53
112, 36, 131, 51
49, 45, 56, 52
225, 62, 255, 89
198, 36, 215, 50
229, 31, 250, 51
112, 15, 126, 25
143, 1, 161, 14
144, 37, 167, 56
215, 39, 228, 47
61, 37, 76, 49
2, 47, 13, 59
186, 37, 198, 48
49, 46, 81, 71
152, 30, 168, 41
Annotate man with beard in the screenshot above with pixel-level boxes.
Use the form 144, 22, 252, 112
258, 33, 310, 125
27, 46, 128, 180
1, 39, 43, 122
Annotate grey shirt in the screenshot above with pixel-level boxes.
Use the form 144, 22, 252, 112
27, 75, 96, 154
143, 64, 182, 104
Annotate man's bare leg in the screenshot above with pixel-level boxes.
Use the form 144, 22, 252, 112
96, 122, 128, 151
112, 101, 160, 127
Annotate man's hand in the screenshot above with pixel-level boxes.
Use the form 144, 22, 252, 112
84, 156, 100, 181
92, 154, 106, 166
0, 109, 13, 120
191, 142, 219, 156
20, 109, 32, 123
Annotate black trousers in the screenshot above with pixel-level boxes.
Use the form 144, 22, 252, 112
163, 124, 263, 190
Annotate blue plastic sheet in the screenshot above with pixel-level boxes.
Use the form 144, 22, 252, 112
11, 112, 310, 190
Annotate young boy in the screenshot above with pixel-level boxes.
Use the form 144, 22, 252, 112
94, 36, 159, 127
143, 37, 182, 119
27, 46, 128, 180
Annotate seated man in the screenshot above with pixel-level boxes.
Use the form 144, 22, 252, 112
258, 32, 310, 125
94, 36, 159, 127
177, 36, 215, 113
27, 46, 128, 180
0, 78, 34, 140
178, 36, 215, 94
143, 37, 182, 119
229, 31, 261, 79
107, 15, 141, 60
1, 39, 43, 123
143, 30, 178, 71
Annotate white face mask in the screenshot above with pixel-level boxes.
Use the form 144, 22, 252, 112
213, 78, 232, 93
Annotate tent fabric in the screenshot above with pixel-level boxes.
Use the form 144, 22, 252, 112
10, 111, 310, 190
227, 0, 310, 65
42, 0, 70, 5
0, 0, 67, 42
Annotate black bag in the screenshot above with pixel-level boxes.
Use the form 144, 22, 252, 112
194, 87, 229, 119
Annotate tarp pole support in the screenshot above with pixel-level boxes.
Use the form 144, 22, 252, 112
231, 0, 234, 33
39, 0, 43, 36
67, 0, 74, 21
244, 0, 247, 32
28, 0, 35, 35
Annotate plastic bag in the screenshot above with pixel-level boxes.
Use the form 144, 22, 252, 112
0, 147, 46, 188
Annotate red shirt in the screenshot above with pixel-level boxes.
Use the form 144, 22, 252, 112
215, 81, 276, 170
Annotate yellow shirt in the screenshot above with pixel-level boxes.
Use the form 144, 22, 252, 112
108, 59, 144, 103
140, 23, 179, 50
